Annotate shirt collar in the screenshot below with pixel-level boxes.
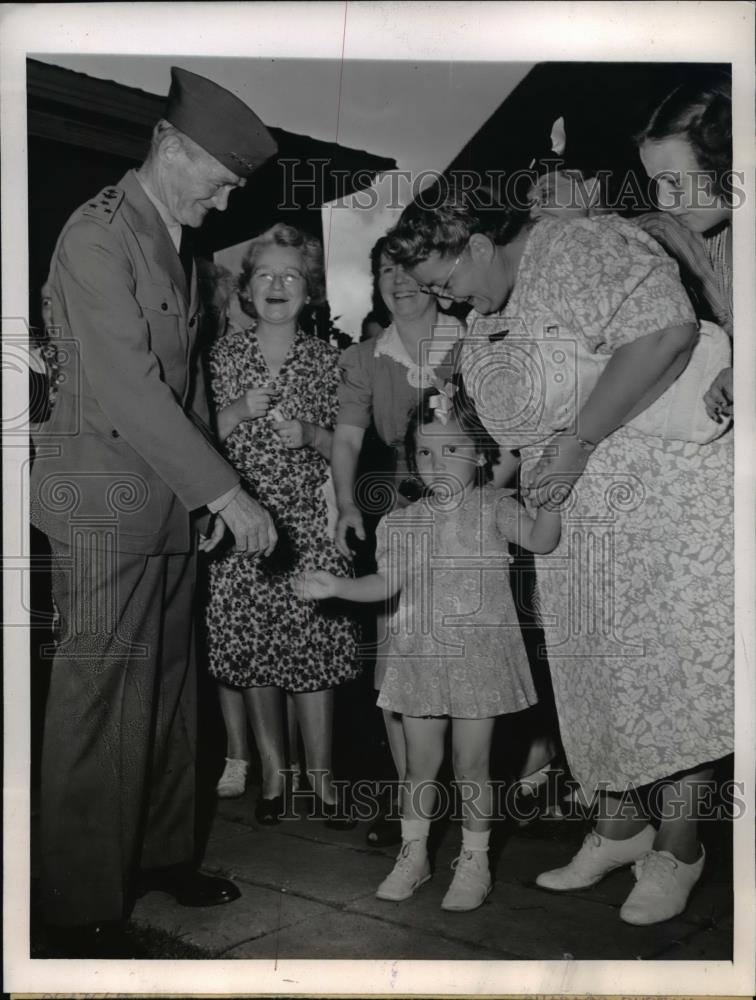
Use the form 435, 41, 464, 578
135, 172, 182, 251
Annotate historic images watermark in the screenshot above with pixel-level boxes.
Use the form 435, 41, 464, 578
277, 162, 747, 213
279, 772, 746, 825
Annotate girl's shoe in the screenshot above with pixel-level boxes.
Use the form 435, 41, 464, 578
375, 840, 431, 901
216, 758, 249, 799
620, 847, 705, 925
441, 849, 492, 911
254, 794, 284, 825
536, 824, 655, 891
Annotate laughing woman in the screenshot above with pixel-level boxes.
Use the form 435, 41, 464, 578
206, 223, 359, 825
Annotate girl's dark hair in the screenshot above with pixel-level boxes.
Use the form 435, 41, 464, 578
368, 235, 392, 328
404, 377, 500, 488
385, 182, 532, 269
636, 70, 732, 199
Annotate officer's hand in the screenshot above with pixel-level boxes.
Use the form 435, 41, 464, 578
198, 514, 227, 553
219, 490, 278, 555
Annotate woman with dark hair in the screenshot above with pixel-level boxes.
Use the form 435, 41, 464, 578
205, 223, 359, 826
636, 70, 733, 420
384, 181, 733, 925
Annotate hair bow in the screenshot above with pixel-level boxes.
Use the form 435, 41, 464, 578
428, 380, 457, 425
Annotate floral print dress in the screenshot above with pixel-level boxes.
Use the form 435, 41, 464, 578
459, 215, 733, 794
205, 328, 359, 692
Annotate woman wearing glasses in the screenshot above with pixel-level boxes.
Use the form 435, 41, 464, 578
385, 184, 733, 926
205, 223, 359, 826
332, 235, 467, 844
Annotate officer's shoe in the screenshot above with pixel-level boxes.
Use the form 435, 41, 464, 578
138, 863, 241, 907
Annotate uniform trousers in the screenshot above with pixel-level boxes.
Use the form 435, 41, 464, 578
40, 536, 198, 927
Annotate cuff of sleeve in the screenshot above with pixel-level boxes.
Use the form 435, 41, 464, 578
207, 482, 242, 513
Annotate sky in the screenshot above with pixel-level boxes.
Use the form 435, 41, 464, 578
34, 53, 532, 336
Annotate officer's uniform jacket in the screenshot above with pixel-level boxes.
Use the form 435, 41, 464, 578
31, 169, 239, 554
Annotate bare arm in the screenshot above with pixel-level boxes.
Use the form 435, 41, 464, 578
515, 505, 562, 554
578, 323, 698, 441
293, 568, 399, 603
524, 324, 698, 507
217, 386, 277, 443
331, 423, 367, 555
216, 398, 247, 442
304, 422, 333, 460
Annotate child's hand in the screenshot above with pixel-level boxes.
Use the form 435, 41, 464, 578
274, 418, 309, 449
292, 570, 340, 601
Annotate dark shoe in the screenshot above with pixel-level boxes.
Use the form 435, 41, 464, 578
509, 766, 569, 829
44, 921, 147, 958
138, 864, 241, 907
321, 797, 357, 831
255, 793, 285, 825
366, 810, 402, 847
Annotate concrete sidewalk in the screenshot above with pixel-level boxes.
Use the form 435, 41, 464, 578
129, 782, 733, 961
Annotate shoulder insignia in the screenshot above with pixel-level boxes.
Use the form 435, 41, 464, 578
81, 186, 125, 224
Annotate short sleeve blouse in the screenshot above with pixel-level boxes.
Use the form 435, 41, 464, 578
459, 214, 696, 450
337, 313, 465, 451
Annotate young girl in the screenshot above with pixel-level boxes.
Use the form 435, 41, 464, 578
295, 386, 561, 911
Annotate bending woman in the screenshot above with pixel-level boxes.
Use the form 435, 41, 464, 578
385, 184, 733, 926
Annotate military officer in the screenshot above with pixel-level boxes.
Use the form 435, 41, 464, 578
31, 67, 279, 956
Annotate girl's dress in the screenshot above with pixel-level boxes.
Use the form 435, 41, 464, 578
338, 313, 466, 690
205, 327, 359, 692
376, 486, 537, 719
459, 215, 733, 795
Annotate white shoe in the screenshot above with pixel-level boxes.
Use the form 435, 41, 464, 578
620, 848, 705, 925
216, 758, 249, 798
441, 849, 492, 912
536, 824, 656, 891
376, 840, 431, 901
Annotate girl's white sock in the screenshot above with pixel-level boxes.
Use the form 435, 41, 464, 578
401, 818, 430, 844
461, 827, 490, 853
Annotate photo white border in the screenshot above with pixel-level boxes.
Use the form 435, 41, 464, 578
2, 1, 754, 995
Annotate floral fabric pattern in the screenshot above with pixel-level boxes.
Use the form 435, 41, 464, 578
376, 487, 537, 719
460, 216, 733, 792
205, 328, 359, 692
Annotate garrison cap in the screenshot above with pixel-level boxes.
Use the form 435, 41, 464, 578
165, 67, 278, 178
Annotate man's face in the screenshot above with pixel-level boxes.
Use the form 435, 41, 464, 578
162, 141, 246, 228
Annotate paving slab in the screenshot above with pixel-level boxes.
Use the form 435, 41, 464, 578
223, 908, 515, 960
346, 877, 710, 961
131, 881, 333, 956
201, 826, 392, 907
645, 923, 734, 961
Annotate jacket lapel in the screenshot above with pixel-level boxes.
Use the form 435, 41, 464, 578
120, 170, 190, 309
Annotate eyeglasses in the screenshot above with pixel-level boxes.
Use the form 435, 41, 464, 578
416, 252, 464, 299
252, 270, 305, 286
